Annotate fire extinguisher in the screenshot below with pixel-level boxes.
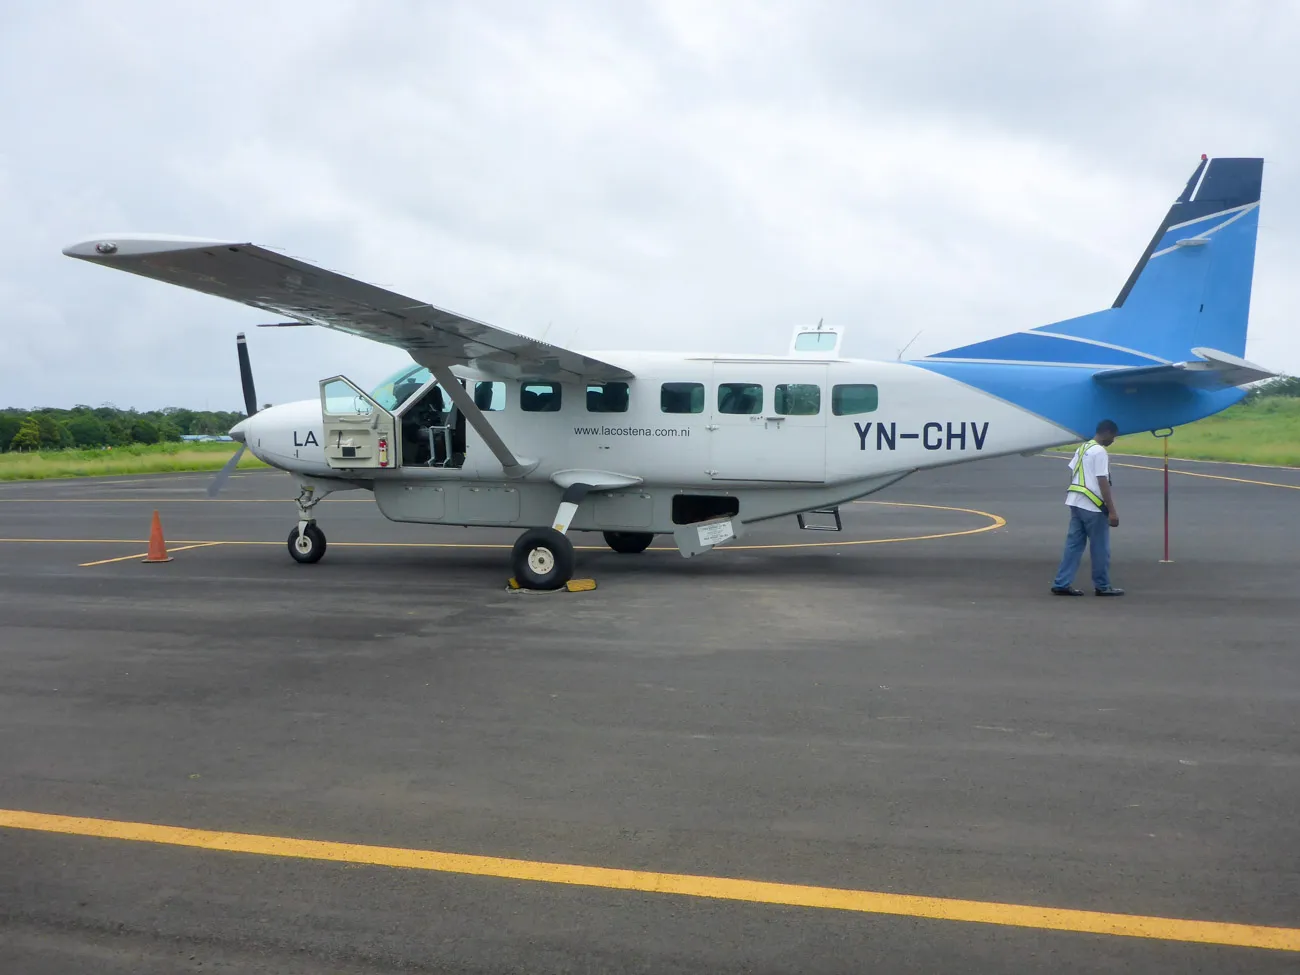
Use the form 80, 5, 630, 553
378, 437, 389, 467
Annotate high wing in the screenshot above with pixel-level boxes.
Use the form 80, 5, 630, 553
1092, 347, 1276, 389
63, 235, 632, 383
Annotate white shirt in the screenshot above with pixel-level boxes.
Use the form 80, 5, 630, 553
1065, 442, 1110, 511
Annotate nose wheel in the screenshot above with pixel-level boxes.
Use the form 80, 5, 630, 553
288, 523, 327, 563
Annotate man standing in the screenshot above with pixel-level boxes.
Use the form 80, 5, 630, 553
1051, 419, 1125, 597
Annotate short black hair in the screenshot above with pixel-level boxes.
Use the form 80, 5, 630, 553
1096, 419, 1119, 436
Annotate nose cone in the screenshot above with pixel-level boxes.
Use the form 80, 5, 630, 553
229, 418, 249, 444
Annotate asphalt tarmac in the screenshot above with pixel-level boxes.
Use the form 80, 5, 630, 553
0, 454, 1297, 973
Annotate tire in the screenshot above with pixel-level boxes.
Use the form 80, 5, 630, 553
288, 524, 327, 563
511, 527, 575, 590
602, 531, 653, 554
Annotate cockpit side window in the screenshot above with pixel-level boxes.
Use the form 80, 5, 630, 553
370, 364, 431, 412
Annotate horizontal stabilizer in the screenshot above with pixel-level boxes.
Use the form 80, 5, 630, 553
1092, 347, 1276, 389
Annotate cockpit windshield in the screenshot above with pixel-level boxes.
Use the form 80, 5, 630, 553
370, 363, 431, 412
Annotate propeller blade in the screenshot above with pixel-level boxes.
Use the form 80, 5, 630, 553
207, 444, 245, 498
236, 332, 258, 417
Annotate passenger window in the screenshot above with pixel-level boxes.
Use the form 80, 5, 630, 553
473, 381, 506, 411
660, 382, 704, 414
718, 383, 763, 415
775, 383, 820, 416
586, 382, 630, 413
520, 382, 561, 412
831, 384, 879, 415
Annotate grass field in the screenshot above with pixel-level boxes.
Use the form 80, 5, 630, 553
0, 442, 268, 481
1064, 397, 1300, 467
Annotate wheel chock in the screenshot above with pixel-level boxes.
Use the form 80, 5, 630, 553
505, 578, 597, 593
142, 510, 173, 563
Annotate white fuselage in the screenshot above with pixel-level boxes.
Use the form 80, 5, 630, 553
237, 352, 1076, 534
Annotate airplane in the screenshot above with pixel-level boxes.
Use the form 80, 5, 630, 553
62, 155, 1275, 590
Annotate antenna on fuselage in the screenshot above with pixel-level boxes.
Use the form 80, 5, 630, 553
897, 329, 923, 360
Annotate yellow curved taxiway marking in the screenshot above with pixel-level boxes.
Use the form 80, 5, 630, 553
0, 501, 1005, 560
681, 501, 1004, 551
0, 809, 1295, 952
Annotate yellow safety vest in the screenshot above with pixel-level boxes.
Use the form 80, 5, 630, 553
1067, 440, 1105, 507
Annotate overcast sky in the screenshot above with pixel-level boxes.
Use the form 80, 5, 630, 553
2, 1, 1296, 412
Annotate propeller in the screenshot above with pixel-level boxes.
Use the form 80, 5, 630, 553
207, 332, 259, 498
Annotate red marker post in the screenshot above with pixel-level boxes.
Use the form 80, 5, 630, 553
1153, 428, 1174, 563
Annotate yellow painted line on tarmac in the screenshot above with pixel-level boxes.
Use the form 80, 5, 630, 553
1111, 462, 1300, 491
1041, 453, 1299, 490
0, 497, 367, 503
0, 502, 1004, 558
0, 810, 1296, 952
0, 538, 163, 544
1083, 453, 1300, 472
78, 542, 225, 567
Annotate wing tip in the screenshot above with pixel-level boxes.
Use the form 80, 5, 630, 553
62, 234, 245, 260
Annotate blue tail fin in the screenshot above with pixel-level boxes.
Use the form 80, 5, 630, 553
926, 156, 1263, 367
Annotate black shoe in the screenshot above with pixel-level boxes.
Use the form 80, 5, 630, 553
1094, 586, 1125, 597
1051, 586, 1084, 596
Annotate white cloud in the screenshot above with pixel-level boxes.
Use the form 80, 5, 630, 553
1, 0, 1296, 412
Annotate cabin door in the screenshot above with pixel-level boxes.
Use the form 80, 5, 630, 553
708, 363, 827, 482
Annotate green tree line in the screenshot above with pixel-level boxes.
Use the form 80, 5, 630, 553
1242, 375, 1300, 402
2, 376, 1295, 454
0, 406, 245, 452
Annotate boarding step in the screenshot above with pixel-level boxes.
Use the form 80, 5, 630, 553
796, 506, 842, 531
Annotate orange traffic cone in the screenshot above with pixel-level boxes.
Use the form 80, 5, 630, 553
142, 509, 173, 563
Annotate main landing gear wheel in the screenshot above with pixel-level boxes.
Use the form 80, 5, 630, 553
602, 531, 653, 554
288, 524, 327, 563
512, 527, 575, 590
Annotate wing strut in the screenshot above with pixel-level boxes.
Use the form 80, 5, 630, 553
430, 365, 538, 478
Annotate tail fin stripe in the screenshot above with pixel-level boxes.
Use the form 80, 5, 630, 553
1028, 332, 1170, 362
1152, 202, 1258, 257
1167, 200, 1256, 233
925, 330, 1161, 367
1188, 159, 1211, 201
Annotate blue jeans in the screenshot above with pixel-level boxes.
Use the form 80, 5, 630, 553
1053, 506, 1111, 590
